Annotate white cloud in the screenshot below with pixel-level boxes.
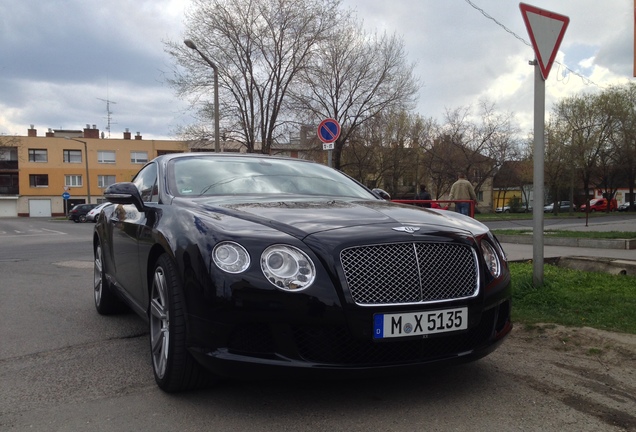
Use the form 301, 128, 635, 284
0, 0, 632, 142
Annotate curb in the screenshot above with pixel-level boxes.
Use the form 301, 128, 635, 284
497, 234, 636, 250
555, 256, 636, 276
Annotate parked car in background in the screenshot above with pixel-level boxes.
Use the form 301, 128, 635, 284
68, 203, 98, 223
543, 201, 576, 213
579, 198, 617, 212
93, 153, 512, 392
86, 202, 111, 222
618, 202, 635, 212
495, 203, 532, 213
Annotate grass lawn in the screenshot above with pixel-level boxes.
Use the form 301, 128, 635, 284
510, 262, 636, 334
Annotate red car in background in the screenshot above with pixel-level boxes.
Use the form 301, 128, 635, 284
579, 198, 617, 212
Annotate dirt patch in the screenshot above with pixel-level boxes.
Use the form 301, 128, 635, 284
513, 324, 636, 367
500, 324, 636, 431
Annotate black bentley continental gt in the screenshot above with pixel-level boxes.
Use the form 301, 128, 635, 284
93, 153, 512, 392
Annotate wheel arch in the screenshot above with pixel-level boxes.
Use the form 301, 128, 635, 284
146, 244, 171, 296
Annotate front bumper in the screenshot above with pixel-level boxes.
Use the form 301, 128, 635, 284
187, 296, 512, 379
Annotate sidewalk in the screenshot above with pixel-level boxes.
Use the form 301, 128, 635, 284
496, 216, 636, 274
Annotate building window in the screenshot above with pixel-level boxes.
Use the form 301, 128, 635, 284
28, 149, 48, 162
98, 175, 116, 188
29, 174, 49, 187
0, 147, 18, 161
63, 149, 83, 163
98, 150, 116, 164
0, 147, 18, 170
0, 173, 19, 194
65, 175, 83, 187
131, 151, 148, 164
477, 191, 484, 202
472, 169, 484, 184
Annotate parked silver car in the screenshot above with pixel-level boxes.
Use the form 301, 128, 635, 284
86, 202, 111, 222
544, 201, 576, 213
495, 203, 532, 213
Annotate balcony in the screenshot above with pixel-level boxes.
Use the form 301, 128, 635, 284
0, 186, 19, 195
0, 160, 18, 170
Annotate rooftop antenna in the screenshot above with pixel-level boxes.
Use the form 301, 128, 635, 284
97, 80, 117, 138
97, 97, 117, 138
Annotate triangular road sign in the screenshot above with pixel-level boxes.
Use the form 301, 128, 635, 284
520, 3, 569, 80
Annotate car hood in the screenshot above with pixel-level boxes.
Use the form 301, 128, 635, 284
187, 197, 488, 239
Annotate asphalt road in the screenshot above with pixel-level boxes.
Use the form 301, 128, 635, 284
1, 217, 634, 431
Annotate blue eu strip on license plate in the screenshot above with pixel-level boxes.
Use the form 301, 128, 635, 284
373, 307, 468, 339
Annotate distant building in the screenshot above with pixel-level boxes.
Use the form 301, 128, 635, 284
0, 124, 324, 217
0, 124, 188, 217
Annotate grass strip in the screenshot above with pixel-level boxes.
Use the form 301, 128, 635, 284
493, 229, 635, 239
510, 262, 636, 334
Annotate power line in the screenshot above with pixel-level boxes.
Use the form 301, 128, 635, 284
464, 0, 602, 89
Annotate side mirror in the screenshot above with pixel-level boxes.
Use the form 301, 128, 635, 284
372, 188, 391, 201
104, 182, 145, 212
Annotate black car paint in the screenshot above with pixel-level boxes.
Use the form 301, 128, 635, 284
94, 153, 511, 381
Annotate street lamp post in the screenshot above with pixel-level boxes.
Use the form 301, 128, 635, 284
184, 39, 221, 153
65, 137, 91, 204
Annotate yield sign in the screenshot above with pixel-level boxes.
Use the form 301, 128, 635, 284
520, 3, 569, 80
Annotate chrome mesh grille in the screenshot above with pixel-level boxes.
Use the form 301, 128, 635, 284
340, 242, 478, 305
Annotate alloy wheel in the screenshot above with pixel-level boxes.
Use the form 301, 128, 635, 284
94, 245, 104, 306
150, 266, 170, 379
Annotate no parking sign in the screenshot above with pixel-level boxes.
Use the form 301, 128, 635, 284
317, 118, 340, 167
317, 118, 340, 144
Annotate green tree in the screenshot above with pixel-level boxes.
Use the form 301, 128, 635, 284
553, 93, 613, 212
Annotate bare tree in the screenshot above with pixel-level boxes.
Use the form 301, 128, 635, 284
341, 111, 435, 198
166, 0, 340, 153
543, 120, 573, 211
433, 100, 521, 196
289, 17, 419, 169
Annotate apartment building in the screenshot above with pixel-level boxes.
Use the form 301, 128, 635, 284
0, 125, 188, 217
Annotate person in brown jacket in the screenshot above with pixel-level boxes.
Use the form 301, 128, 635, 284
449, 173, 477, 216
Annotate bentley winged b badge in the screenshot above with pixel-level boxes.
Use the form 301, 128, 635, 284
392, 226, 420, 233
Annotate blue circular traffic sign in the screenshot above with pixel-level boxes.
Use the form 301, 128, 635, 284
317, 118, 340, 143
62, 192, 70, 200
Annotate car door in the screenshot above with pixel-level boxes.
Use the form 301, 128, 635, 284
110, 163, 158, 309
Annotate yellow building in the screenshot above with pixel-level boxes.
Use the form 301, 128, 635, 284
3, 125, 188, 217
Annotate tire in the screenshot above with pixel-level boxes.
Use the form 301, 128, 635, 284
94, 243, 122, 315
79, 215, 87, 223
149, 254, 210, 392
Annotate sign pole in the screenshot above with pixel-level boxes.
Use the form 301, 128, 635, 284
520, 3, 569, 287
532, 60, 545, 287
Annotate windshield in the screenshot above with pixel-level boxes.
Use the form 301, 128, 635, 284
168, 156, 376, 200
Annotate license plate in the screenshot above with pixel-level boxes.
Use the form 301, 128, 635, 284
373, 307, 468, 339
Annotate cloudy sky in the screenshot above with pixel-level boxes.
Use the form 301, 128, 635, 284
0, 0, 632, 140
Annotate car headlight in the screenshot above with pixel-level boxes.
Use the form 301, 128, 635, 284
480, 240, 501, 278
261, 245, 316, 291
213, 241, 250, 273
